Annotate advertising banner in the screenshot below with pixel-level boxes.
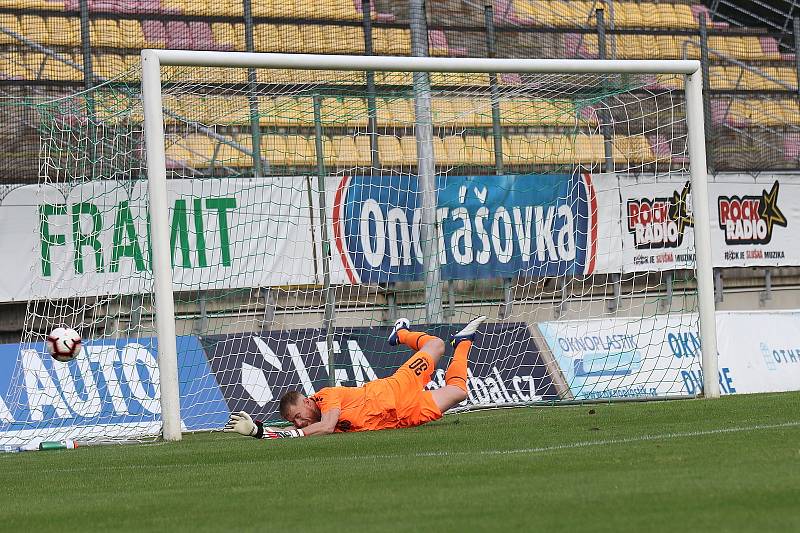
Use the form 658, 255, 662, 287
715, 311, 800, 394
618, 176, 697, 272
200, 322, 558, 422
536, 311, 800, 398
538, 315, 717, 399
710, 177, 800, 268
0, 336, 228, 447
0, 177, 319, 302
327, 172, 621, 284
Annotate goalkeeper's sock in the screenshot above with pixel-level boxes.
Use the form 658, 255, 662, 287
445, 339, 471, 393
397, 329, 435, 351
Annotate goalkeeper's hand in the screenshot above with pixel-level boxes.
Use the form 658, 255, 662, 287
223, 411, 305, 439
223, 411, 258, 437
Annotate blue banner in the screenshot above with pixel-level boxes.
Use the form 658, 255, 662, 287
332, 173, 596, 284
0, 336, 228, 440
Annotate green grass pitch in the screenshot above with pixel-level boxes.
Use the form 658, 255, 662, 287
1, 392, 799, 532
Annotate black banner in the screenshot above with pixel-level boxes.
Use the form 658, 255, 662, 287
200, 323, 556, 422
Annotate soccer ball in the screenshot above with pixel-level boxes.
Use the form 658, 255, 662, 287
46, 327, 82, 362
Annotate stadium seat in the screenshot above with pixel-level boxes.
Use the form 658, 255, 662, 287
166, 21, 192, 50
320, 97, 367, 127
119, 19, 145, 49
373, 28, 411, 55
89, 19, 121, 48
261, 135, 287, 167
376, 135, 403, 166
783, 133, 800, 162
94, 54, 125, 81
212, 23, 244, 51
142, 20, 166, 48
324, 26, 364, 54
574, 135, 604, 164
0, 15, 20, 45
328, 135, 363, 166
44, 16, 80, 47
613, 135, 653, 164
464, 136, 494, 165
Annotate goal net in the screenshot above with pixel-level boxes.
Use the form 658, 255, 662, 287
0, 54, 715, 448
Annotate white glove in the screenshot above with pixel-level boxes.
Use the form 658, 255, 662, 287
262, 426, 305, 439
223, 411, 257, 437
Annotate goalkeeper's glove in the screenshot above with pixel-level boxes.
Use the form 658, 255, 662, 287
223, 411, 305, 439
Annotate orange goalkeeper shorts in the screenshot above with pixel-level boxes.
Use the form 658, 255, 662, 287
377, 351, 443, 429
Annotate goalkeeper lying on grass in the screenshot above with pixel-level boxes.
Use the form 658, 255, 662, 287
224, 315, 486, 439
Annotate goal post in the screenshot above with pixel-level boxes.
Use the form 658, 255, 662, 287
0, 51, 723, 450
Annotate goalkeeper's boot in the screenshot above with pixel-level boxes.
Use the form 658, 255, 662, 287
451, 315, 487, 347
388, 317, 411, 346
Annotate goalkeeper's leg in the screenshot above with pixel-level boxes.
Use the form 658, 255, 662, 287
430, 315, 486, 413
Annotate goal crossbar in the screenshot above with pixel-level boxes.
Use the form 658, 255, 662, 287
139, 50, 718, 442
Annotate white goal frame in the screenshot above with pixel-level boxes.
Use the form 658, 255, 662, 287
140, 50, 720, 442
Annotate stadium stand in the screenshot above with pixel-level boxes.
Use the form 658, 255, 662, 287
0, 0, 796, 178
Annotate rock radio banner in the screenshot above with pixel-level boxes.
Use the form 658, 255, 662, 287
200, 322, 557, 422
329, 173, 621, 284
617, 176, 697, 272
710, 177, 800, 267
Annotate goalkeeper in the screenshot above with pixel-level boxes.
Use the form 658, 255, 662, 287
224, 316, 485, 439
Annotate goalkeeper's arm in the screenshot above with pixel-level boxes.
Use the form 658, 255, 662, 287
223, 411, 304, 439
223, 409, 340, 438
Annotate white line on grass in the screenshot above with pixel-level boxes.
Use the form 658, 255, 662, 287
364, 420, 800, 460
9, 421, 800, 472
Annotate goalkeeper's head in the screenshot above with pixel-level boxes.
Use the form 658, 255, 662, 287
279, 391, 321, 428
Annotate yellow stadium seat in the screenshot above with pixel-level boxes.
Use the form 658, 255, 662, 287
377, 136, 404, 166
617, 3, 644, 27
321, 97, 368, 127
270, 97, 313, 126
212, 23, 244, 50
161, 0, 186, 14
277, 25, 305, 53
324, 0, 361, 21
399, 136, 418, 163
45, 16, 79, 47
614, 135, 653, 164
93, 54, 126, 81
0, 15, 20, 45
90, 20, 121, 48
374, 28, 410, 55
504, 135, 535, 165
261, 135, 287, 167
324, 25, 364, 54
574, 135, 604, 165
353, 135, 373, 165
439, 136, 465, 166
464, 136, 494, 165
20, 16, 46, 44
329, 135, 361, 166
119, 19, 145, 49
673, 4, 698, 27
284, 135, 317, 166
183, 0, 214, 16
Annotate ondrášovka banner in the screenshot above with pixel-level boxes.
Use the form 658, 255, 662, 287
200, 322, 558, 423
327, 172, 621, 284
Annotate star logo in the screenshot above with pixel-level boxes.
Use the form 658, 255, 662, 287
669, 181, 694, 235
758, 180, 787, 239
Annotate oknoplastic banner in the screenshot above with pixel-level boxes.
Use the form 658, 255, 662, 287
537, 310, 800, 399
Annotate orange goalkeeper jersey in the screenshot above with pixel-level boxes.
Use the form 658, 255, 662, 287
310, 353, 442, 432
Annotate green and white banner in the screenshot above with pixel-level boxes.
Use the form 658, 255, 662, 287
0, 178, 320, 302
